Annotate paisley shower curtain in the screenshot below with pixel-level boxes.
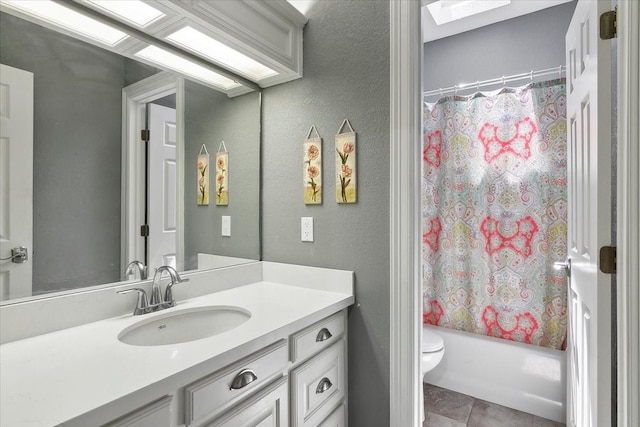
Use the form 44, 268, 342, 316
422, 80, 568, 350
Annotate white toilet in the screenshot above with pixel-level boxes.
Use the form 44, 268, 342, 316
421, 325, 445, 379
421, 325, 445, 422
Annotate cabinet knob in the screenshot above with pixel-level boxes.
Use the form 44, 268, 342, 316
315, 377, 333, 394
315, 327, 333, 342
230, 369, 258, 390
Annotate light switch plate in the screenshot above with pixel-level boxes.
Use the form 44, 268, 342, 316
301, 217, 314, 242
222, 216, 231, 236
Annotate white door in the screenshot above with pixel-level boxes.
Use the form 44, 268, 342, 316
0, 64, 33, 300
147, 103, 177, 272
565, 1, 612, 426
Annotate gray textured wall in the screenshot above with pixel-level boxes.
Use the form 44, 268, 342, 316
261, 1, 390, 425
184, 83, 261, 269
0, 13, 157, 293
423, 1, 577, 97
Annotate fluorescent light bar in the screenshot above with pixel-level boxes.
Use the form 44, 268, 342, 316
86, 0, 165, 28
427, 0, 511, 26
135, 45, 241, 91
166, 26, 278, 81
1, 0, 128, 46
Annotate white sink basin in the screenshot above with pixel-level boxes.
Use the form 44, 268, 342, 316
118, 306, 251, 346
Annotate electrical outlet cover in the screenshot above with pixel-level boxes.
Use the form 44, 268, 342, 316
301, 217, 314, 242
222, 216, 231, 236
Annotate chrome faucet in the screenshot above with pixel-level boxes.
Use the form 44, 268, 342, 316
151, 265, 190, 308
125, 260, 147, 280
118, 265, 189, 315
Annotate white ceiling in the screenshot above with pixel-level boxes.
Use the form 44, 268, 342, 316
421, 0, 575, 42
287, 1, 575, 44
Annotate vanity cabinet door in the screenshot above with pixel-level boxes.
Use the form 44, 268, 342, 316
318, 404, 346, 427
184, 340, 288, 425
205, 377, 288, 427
290, 340, 345, 426
102, 395, 172, 427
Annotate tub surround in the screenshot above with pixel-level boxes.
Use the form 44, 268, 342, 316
0, 262, 354, 426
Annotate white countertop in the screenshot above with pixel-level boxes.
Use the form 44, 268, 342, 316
0, 281, 353, 427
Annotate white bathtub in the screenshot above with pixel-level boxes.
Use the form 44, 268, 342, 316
423, 325, 566, 423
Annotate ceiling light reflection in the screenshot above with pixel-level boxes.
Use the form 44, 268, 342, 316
135, 45, 241, 91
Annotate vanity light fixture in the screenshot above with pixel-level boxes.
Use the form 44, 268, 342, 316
84, 0, 165, 28
135, 45, 241, 91
165, 26, 278, 81
0, 0, 128, 46
426, 0, 511, 25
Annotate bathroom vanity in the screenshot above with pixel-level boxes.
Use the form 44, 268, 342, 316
0, 262, 354, 426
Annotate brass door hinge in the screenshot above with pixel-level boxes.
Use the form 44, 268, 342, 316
600, 9, 617, 40
140, 224, 150, 237
141, 129, 150, 141
599, 246, 617, 274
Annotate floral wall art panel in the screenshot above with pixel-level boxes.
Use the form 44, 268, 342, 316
304, 126, 322, 204
216, 150, 228, 206
335, 119, 356, 203
197, 145, 209, 205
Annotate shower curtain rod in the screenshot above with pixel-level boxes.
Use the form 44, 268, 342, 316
423, 65, 566, 99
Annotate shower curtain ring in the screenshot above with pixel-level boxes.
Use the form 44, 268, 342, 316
530, 71, 534, 83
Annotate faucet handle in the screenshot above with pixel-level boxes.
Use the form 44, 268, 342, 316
117, 288, 149, 315
163, 275, 190, 308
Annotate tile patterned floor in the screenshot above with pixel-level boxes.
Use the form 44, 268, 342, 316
423, 383, 566, 427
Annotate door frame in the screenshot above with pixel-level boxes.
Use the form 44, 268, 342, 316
389, 1, 640, 426
389, 1, 422, 426
121, 72, 185, 276
616, 1, 639, 425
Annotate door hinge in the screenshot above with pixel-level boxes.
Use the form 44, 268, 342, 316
140, 225, 149, 237
600, 9, 617, 40
599, 246, 617, 274
141, 129, 150, 141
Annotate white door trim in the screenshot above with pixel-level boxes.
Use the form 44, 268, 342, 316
389, 2, 640, 426
389, 1, 422, 426
616, 1, 639, 426
121, 72, 185, 276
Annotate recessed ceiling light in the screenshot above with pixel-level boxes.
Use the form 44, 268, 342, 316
85, 0, 165, 28
166, 26, 278, 81
135, 45, 241, 91
1, 0, 128, 46
427, 0, 511, 26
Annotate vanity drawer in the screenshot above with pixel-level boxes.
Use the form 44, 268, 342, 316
290, 310, 345, 364
290, 340, 345, 426
205, 377, 288, 427
184, 340, 288, 426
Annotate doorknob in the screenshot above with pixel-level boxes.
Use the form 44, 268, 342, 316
554, 258, 571, 277
0, 246, 28, 263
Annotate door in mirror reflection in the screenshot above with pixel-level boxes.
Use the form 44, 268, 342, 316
147, 103, 177, 272
0, 64, 33, 301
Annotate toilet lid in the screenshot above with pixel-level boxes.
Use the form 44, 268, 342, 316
422, 327, 444, 352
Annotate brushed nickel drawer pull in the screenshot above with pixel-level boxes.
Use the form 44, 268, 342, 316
315, 327, 333, 342
230, 369, 257, 390
315, 377, 333, 394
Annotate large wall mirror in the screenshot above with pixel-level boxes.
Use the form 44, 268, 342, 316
0, 11, 261, 303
